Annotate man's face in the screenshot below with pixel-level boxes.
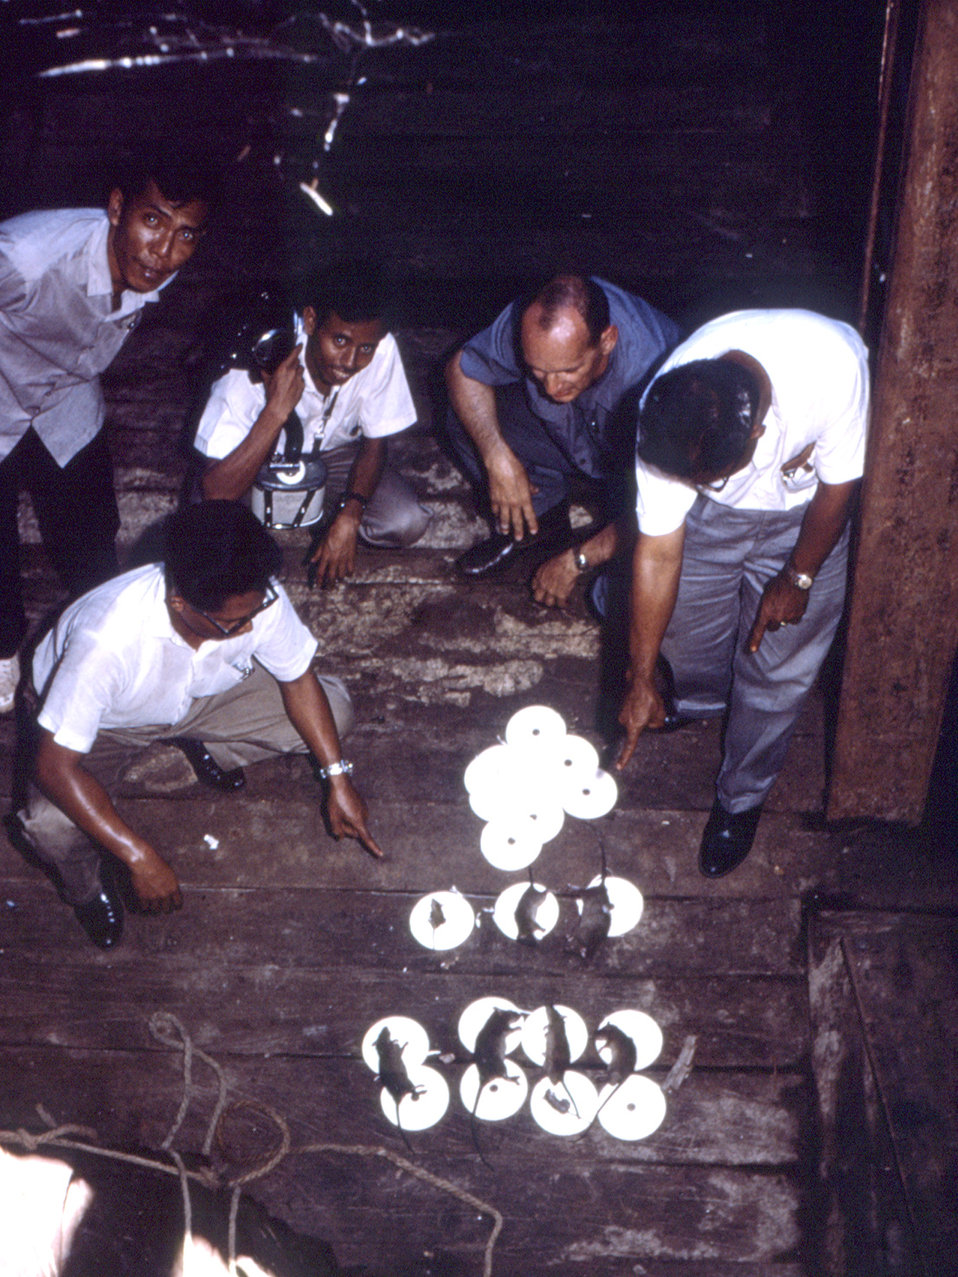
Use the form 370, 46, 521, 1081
302, 308, 385, 393
107, 179, 208, 294
520, 305, 618, 404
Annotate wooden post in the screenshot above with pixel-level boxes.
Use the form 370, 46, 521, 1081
828, 0, 958, 822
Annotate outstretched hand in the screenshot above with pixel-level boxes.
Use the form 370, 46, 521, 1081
615, 673, 667, 770
486, 446, 539, 541
325, 776, 383, 859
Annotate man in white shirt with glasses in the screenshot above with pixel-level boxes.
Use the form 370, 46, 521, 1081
7, 500, 380, 949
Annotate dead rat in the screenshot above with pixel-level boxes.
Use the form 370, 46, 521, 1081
542, 1004, 579, 1117
568, 824, 613, 961
593, 1022, 638, 1118
428, 896, 446, 946
469, 1005, 524, 1165
514, 872, 548, 946
374, 1026, 423, 1150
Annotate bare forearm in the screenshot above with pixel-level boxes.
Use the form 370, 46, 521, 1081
35, 738, 157, 870
627, 530, 684, 680
279, 670, 346, 766
446, 351, 506, 460
790, 480, 857, 577
201, 403, 289, 500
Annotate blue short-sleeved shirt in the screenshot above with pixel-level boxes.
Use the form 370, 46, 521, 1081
459, 278, 681, 481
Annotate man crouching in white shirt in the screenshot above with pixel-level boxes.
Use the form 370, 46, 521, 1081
193, 267, 432, 588
7, 500, 381, 949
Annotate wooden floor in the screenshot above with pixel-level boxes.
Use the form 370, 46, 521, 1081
1, 4, 957, 1274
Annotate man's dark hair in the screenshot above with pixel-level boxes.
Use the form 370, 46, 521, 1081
637, 359, 762, 479
521, 274, 610, 346
115, 147, 222, 213
301, 264, 388, 329
163, 501, 282, 610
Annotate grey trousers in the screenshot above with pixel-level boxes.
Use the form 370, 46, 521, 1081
321, 443, 432, 547
662, 496, 850, 813
17, 664, 353, 905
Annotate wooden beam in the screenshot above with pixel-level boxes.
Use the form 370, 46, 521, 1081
829, 0, 958, 822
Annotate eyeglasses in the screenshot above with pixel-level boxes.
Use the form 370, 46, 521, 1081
193, 583, 278, 637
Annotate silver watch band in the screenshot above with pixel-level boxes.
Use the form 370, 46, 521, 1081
317, 758, 354, 780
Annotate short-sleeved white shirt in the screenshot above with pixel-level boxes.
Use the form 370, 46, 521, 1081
32, 564, 318, 754
635, 309, 869, 536
193, 322, 417, 462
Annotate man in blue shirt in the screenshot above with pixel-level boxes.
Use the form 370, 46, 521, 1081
0, 152, 215, 713
445, 273, 680, 604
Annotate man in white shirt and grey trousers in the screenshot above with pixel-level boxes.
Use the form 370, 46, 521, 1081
7, 500, 381, 949
609, 309, 869, 878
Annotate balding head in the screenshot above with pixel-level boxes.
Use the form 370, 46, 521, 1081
519, 276, 617, 403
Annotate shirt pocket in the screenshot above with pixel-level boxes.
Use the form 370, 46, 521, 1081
779, 442, 818, 494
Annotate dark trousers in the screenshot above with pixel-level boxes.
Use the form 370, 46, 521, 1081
0, 429, 119, 656
444, 383, 609, 520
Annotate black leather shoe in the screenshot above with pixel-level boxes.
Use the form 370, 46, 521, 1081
456, 503, 572, 578
699, 799, 762, 878
456, 530, 521, 576
171, 737, 246, 792
73, 877, 124, 949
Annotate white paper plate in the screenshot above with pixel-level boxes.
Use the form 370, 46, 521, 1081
504, 705, 567, 749
361, 1016, 431, 1074
457, 996, 525, 1054
529, 1071, 598, 1135
380, 1064, 450, 1131
459, 1058, 529, 1121
561, 768, 618, 819
548, 734, 600, 778
480, 819, 543, 871
493, 880, 560, 942
409, 889, 476, 950
596, 1010, 664, 1071
578, 875, 644, 936
463, 743, 515, 795
595, 1074, 667, 1140
519, 1004, 589, 1066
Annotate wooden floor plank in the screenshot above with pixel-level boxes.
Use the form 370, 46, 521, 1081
0, 880, 803, 979
0, 956, 807, 1068
0, 1049, 809, 1274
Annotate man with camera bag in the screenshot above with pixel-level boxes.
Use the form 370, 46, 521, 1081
193, 268, 431, 587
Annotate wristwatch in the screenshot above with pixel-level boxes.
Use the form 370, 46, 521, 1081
317, 758, 354, 780
785, 564, 814, 590
573, 550, 590, 573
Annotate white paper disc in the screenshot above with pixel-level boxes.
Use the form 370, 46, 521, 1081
480, 820, 543, 871
361, 1016, 431, 1074
459, 1058, 529, 1121
519, 1004, 589, 1066
561, 768, 618, 819
409, 890, 476, 950
463, 744, 516, 795
492, 881, 561, 942
457, 996, 525, 1054
380, 1064, 450, 1131
596, 1010, 664, 1071
504, 705, 567, 749
549, 734, 600, 778
580, 875, 644, 936
529, 1071, 598, 1135
596, 1074, 667, 1140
